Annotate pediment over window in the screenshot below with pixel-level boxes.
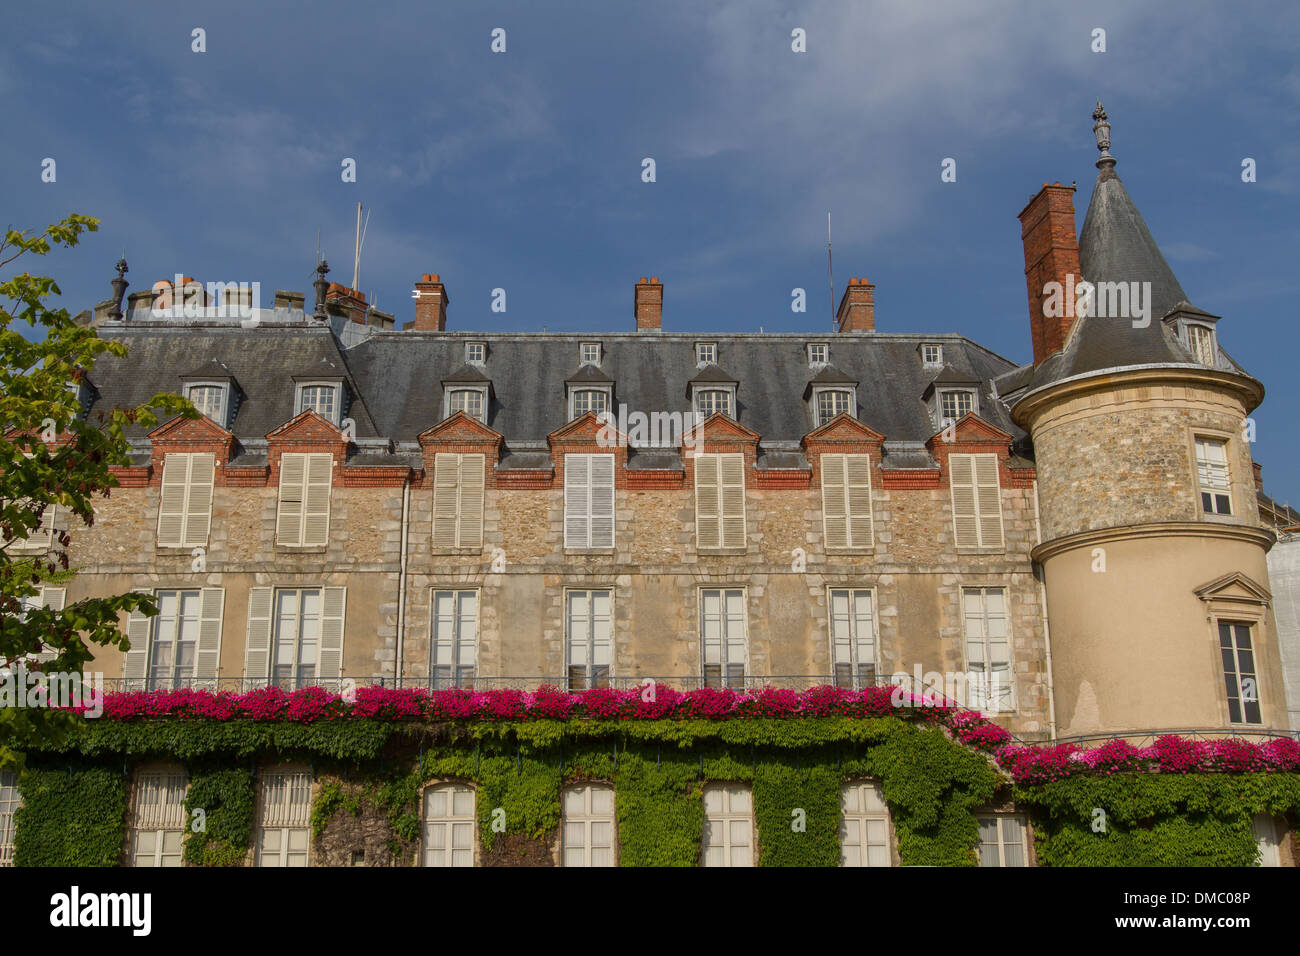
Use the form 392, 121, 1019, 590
1194, 571, 1272, 607
418, 411, 503, 447
265, 409, 346, 443
923, 413, 1012, 448
548, 411, 624, 446
695, 413, 760, 444
149, 413, 236, 444
803, 414, 884, 446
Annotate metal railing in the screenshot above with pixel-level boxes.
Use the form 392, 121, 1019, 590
95, 674, 899, 695
1048, 728, 1300, 746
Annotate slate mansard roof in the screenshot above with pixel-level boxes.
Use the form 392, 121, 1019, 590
83, 310, 1026, 462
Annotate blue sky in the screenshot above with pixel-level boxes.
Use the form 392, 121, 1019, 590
4, 0, 1298, 496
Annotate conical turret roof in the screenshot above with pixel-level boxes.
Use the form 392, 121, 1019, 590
1016, 103, 1253, 396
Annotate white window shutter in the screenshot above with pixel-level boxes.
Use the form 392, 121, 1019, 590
34, 587, 66, 662
157, 454, 189, 547
719, 454, 746, 549
590, 455, 615, 548
302, 454, 333, 546
949, 454, 979, 548
124, 606, 151, 683
318, 587, 347, 680
458, 454, 484, 549
243, 587, 274, 682
184, 453, 215, 546
973, 454, 1004, 548
276, 454, 307, 546
195, 587, 225, 684
432, 454, 462, 549
564, 454, 591, 548
845, 454, 874, 548
694, 454, 721, 549
821, 454, 849, 548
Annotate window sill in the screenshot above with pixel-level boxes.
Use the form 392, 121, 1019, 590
563, 547, 617, 555
1199, 511, 1238, 524
825, 547, 876, 556
275, 545, 328, 555
696, 547, 749, 557
155, 544, 208, 554
430, 547, 484, 556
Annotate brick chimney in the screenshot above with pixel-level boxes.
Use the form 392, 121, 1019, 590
635, 277, 663, 331
1018, 182, 1081, 365
325, 283, 368, 325
413, 273, 449, 331
836, 277, 875, 332
151, 276, 206, 313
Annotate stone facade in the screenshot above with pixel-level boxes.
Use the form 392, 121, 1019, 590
57, 411, 1053, 737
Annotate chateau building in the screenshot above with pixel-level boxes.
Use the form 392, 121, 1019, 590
25, 106, 1295, 747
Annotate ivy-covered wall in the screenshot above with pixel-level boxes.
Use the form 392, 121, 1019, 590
10, 686, 1300, 868
11, 711, 1299, 867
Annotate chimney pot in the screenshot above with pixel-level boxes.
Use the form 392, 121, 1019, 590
325, 284, 368, 325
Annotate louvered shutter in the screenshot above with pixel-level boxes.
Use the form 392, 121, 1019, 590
195, 587, 225, 686
845, 454, 873, 548
719, 454, 746, 549
124, 606, 151, 687
458, 454, 484, 549
590, 455, 615, 548
276, 454, 307, 546
302, 454, 333, 546
244, 587, 274, 682
34, 588, 65, 662
184, 453, 215, 546
564, 454, 591, 548
433, 454, 462, 549
822, 455, 849, 548
973, 454, 1004, 549
318, 587, 347, 681
157, 454, 189, 547
949, 454, 979, 548
694, 455, 721, 549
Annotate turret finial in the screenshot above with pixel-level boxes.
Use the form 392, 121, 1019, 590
1092, 100, 1115, 169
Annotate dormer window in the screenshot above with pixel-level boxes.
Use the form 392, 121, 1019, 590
814, 388, 854, 427
187, 383, 229, 427
570, 388, 610, 420
580, 343, 601, 366
447, 388, 487, 423
694, 388, 733, 420
807, 344, 829, 367
939, 389, 975, 425
295, 382, 340, 425
1187, 325, 1216, 366
922, 344, 943, 367
696, 343, 717, 366
465, 343, 486, 366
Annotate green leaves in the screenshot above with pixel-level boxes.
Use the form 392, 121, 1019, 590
0, 214, 191, 772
